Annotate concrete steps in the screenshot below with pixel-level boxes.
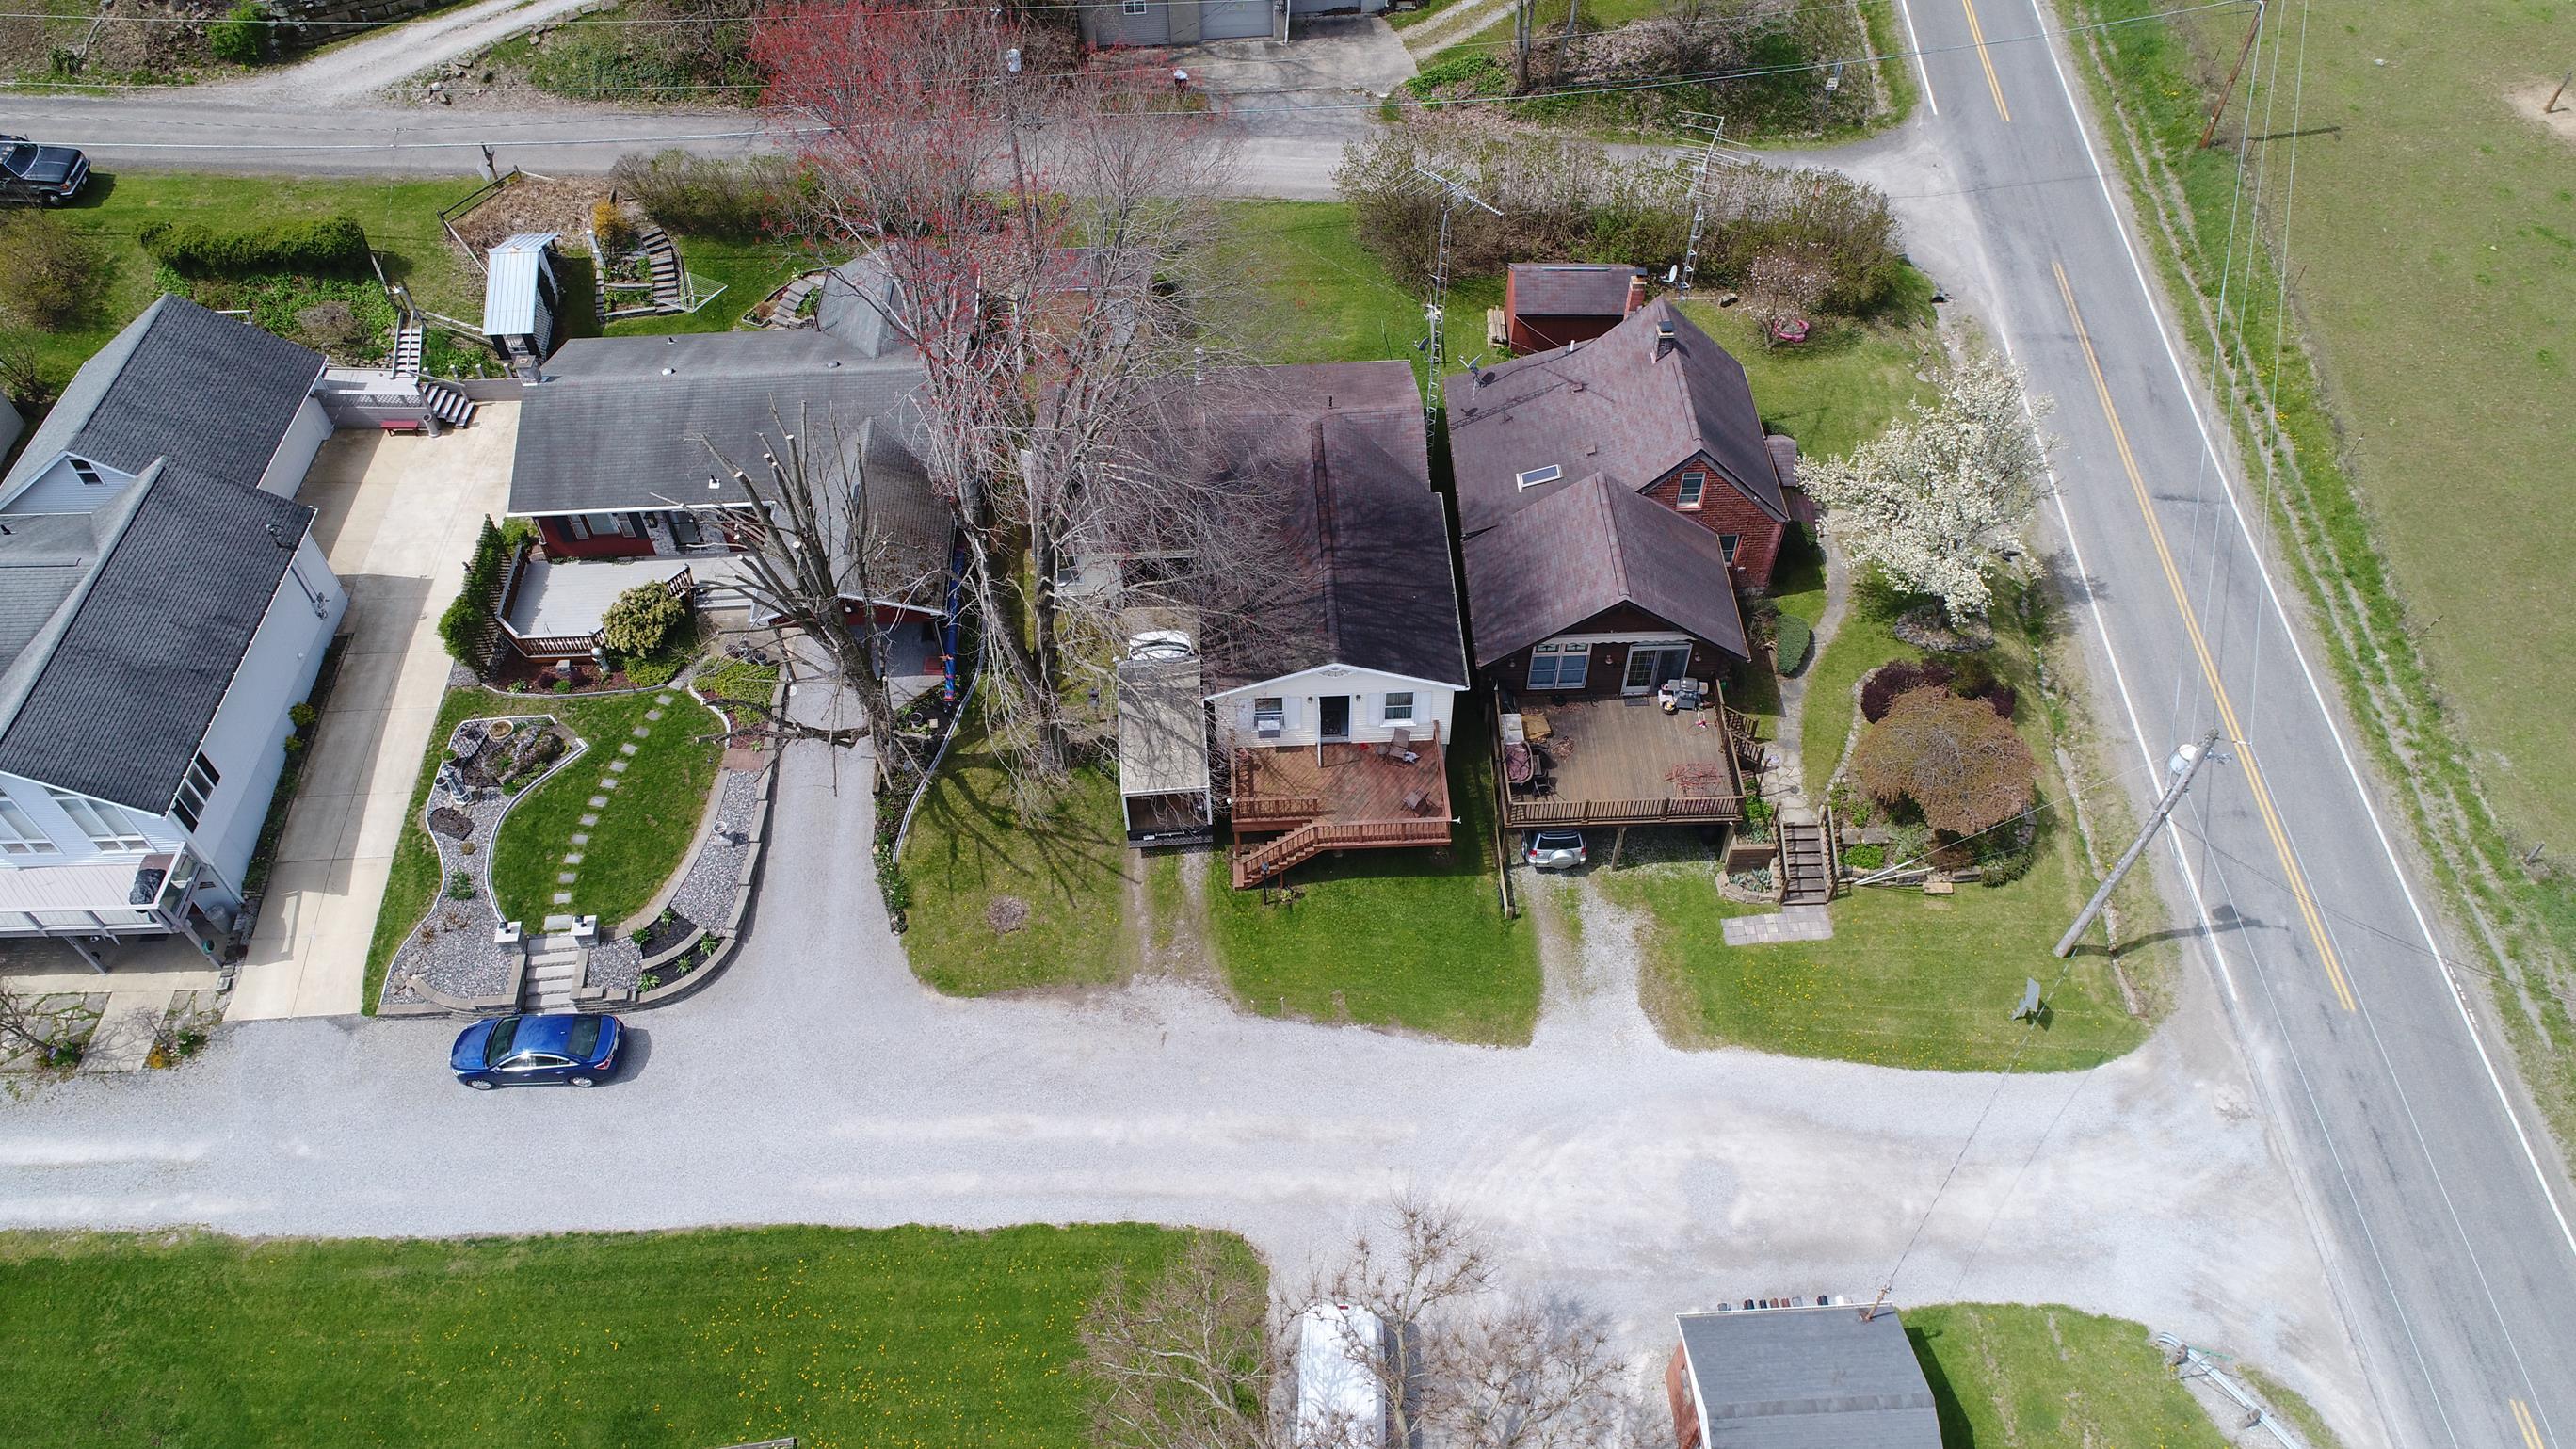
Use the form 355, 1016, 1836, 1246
520, 949, 586, 1013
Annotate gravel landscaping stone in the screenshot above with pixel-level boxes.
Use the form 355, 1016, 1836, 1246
379, 715, 584, 1012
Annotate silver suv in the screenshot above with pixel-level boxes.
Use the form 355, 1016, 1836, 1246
1523, 829, 1587, 871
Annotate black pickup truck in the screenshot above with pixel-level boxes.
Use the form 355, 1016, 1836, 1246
0, 136, 91, 206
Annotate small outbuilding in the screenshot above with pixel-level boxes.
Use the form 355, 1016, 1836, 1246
481, 233, 564, 376
1504, 262, 1646, 352
1666, 1302, 1940, 1449
1117, 652, 1214, 846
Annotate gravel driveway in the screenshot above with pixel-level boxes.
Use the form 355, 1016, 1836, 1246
0, 676, 2369, 1434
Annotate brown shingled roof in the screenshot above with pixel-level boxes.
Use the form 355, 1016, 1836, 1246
1461, 474, 1747, 668
1443, 296, 1787, 539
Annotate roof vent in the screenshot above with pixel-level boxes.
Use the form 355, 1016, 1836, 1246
1655, 320, 1678, 361
660, 366, 677, 376
825, 359, 843, 369
1569, 380, 1586, 393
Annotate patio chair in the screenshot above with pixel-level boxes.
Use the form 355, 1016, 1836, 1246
1387, 727, 1420, 765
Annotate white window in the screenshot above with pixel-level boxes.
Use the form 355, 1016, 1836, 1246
1719, 533, 1741, 563
1121, 0, 1150, 12
173, 753, 221, 833
1677, 471, 1707, 508
1515, 464, 1563, 491
1253, 697, 1286, 735
1526, 641, 1591, 689
0, 797, 59, 857
1383, 692, 1416, 723
48, 789, 152, 852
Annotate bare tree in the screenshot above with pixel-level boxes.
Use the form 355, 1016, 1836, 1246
0, 984, 80, 1071
1082, 1202, 1632, 1449
756, 0, 1244, 808
699, 405, 944, 766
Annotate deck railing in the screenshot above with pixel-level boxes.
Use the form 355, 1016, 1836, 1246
1502, 795, 1745, 827
1235, 794, 1325, 824
1232, 816, 1455, 887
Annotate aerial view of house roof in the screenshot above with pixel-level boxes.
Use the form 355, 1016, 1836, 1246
1673, 1306, 1940, 1449
1188, 360, 1469, 694
1506, 261, 1642, 316
0, 459, 314, 814
0, 294, 324, 498
1462, 471, 1748, 667
1445, 296, 1787, 538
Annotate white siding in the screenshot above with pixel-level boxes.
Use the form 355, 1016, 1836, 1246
0, 452, 141, 515
180, 533, 346, 897
255, 394, 334, 498
0, 771, 182, 862
1212, 665, 1459, 749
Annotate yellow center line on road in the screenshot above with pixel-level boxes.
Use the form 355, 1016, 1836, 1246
2512, 1397, 2548, 1449
2050, 262, 2358, 1014
1959, 0, 2013, 121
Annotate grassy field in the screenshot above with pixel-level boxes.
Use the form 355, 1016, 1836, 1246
489, 685, 725, 929
900, 712, 1145, 995
1907, 1304, 2233, 1447
1205, 701, 1541, 1044
605, 233, 813, 339
0, 1224, 1241, 1449
2061, 0, 2576, 1158
1210, 201, 1494, 378
11, 169, 483, 395
1599, 577, 2164, 1072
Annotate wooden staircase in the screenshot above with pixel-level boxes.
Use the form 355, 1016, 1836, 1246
1231, 818, 1452, 888
1779, 814, 1832, 905
640, 224, 685, 310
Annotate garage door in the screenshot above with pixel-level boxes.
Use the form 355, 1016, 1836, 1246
1199, 0, 1271, 40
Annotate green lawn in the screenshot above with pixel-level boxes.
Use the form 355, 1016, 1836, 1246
1205, 702, 1541, 1044
1602, 576, 2162, 1071
18, 170, 483, 394
604, 232, 813, 339
1210, 201, 1490, 380
1908, 1304, 2235, 1447
0, 1224, 1242, 1449
900, 711, 1144, 995
490, 685, 726, 928
1682, 291, 1938, 463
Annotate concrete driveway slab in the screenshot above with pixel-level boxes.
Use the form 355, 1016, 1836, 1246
227, 409, 515, 1022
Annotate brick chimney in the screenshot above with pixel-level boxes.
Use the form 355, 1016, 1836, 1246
1655, 319, 1678, 361
1625, 271, 1648, 316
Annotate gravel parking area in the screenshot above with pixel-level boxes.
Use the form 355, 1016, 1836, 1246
0, 674, 2371, 1436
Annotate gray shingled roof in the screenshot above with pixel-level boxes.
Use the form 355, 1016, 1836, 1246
1444, 296, 1786, 539
1189, 362, 1469, 694
1508, 262, 1640, 318
1462, 473, 1747, 668
0, 295, 325, 502
1676, 1307, 1941, 1449
815, 251, 913, 361
0, 460, 313, 814
508, 333, 928, 517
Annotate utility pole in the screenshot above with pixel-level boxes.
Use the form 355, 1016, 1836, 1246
2198, 0, 2266, 150
1409, 163, 1502, 428
2054, 731, 2223, 958
1514, 0, 1533, 89
1675, 113, 1731, 297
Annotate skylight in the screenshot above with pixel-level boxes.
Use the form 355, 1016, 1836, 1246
1516, 464, 1563, 491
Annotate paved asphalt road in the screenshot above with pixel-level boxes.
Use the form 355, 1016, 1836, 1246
9, 7, 2576, 1444
1867, 3, 2576, 1446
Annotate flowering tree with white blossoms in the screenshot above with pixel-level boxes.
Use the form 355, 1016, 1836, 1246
1800, 350, 2052, 622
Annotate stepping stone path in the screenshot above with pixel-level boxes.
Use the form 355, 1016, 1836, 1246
555, 704, 661, 912
1720, 904, 1836, 946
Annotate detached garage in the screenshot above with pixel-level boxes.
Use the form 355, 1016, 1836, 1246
1083, 0, 1280, 45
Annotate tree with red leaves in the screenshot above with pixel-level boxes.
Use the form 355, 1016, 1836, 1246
756, 1, 1244, 803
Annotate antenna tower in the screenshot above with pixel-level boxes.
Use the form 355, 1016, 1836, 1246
1675, 114, 1748, 296
1408, 162, 1503, 425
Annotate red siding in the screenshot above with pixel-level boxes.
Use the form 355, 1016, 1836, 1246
1637, 457, 1788, 591
1509, 312, 1622, 353
536, 515, 655, 560
1667, 1342, 1700, 1449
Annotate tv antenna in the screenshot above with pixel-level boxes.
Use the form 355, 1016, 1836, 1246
1673, 114, 1752, 297
1406, 162, 1502, 425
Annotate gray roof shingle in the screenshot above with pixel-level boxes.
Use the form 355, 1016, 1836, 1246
0, 295, 325, 501
0, 461, 313, 813
1461, 473, 1747, 668
1676, 1307, 1941, 1449
1508, 262, 1640, 318
1444, 296, 1786, 539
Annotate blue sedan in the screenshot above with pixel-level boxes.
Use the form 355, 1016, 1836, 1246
450, 1013, 621, 1089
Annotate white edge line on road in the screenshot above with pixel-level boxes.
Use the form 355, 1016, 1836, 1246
2019, 0, 2576, 1268
1895, 0, 1940, 115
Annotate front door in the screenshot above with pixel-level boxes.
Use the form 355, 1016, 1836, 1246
1623, 644, 1692, 695
1319, 695, 1352, 741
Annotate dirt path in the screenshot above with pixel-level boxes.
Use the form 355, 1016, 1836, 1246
1398, 0, 1516, 56
218, 0, 606, 102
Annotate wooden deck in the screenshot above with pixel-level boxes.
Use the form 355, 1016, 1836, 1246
1229, 730, 1454, 885
1500, 693, 1747, 828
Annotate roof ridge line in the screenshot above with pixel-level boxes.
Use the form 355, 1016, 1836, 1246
1310, 417, 1342, 663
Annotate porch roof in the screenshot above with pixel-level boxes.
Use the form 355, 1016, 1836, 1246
505, 555, 742, 639
0, 859, 166, 913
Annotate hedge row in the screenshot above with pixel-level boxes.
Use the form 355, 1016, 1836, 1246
138, 215, 371, 278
